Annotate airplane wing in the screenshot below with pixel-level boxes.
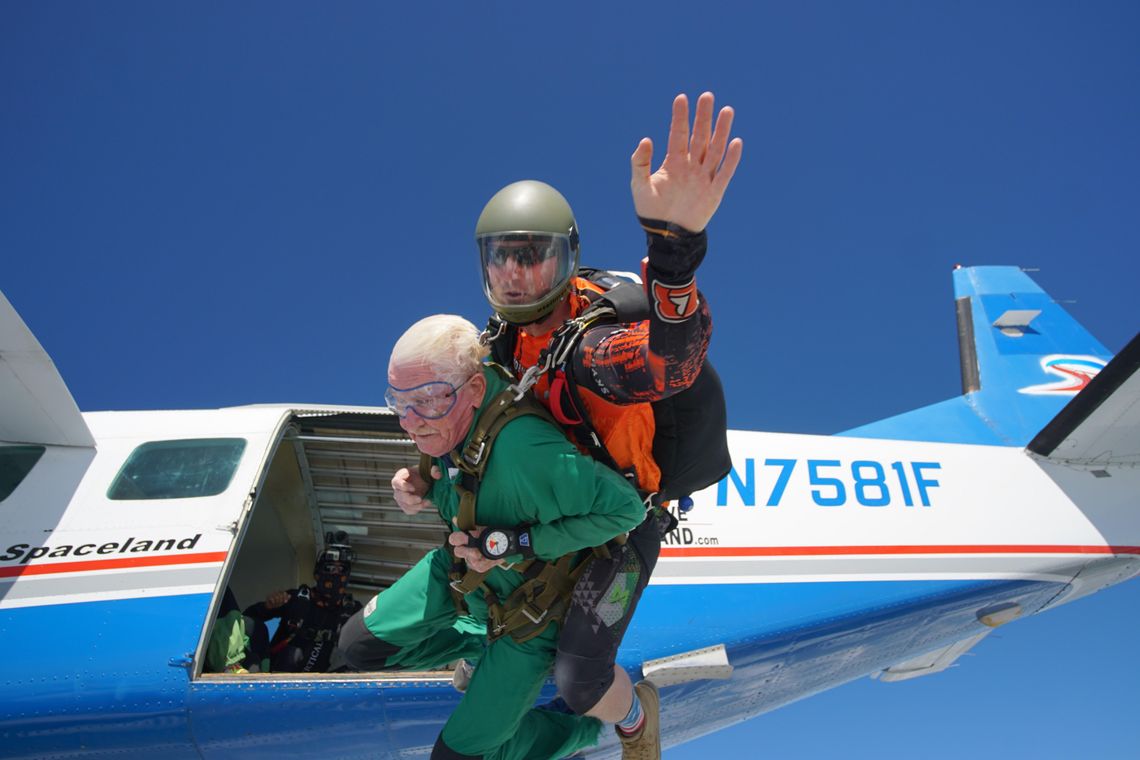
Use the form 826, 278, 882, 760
1028, 331, 1140, 467
0, 290, 94, 447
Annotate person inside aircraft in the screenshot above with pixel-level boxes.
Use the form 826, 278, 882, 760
337, 314, 645, 760
244, 531, 362, 673
388, 91, 742, 758
204, 586, 269, 674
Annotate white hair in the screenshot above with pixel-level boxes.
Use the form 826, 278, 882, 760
389, 314, 489, 385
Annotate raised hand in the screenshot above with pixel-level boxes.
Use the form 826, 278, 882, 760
630, 92, 743, 233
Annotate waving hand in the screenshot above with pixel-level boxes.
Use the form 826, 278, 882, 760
630, 92, 743, 233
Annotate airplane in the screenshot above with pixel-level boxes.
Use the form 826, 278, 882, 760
0, 264, 1137, 758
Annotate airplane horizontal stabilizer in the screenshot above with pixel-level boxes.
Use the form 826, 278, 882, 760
1028, 331, 1140, 467
0, 290, 94, 447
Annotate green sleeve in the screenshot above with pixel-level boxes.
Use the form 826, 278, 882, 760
482, 417, 644, 559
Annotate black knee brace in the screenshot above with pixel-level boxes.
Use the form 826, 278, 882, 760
336, 608, 401, 671
554, 650, 615, 715
431, 733, 483, 760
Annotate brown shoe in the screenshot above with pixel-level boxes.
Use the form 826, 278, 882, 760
617, 679, 660, 760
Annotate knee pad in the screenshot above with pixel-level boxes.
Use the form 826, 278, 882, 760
431, 733, 483, 760
336, 609, 400, 671
554, 651, 615, 715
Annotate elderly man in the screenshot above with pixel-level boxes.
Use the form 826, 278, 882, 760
338, 314, 645, 760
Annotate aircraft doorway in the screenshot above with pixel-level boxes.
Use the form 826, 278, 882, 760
199, 411, 451, 679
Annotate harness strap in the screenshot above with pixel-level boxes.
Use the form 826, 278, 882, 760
417, 452, 434, 488
458, 384, 557, 473
456, 474, 478, 533
484, 552, 591, 644
557, 364, 635, 486
446, 377, 561, 609
448, 555, 538, 596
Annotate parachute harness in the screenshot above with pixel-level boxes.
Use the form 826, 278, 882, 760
417, 366, 620, 644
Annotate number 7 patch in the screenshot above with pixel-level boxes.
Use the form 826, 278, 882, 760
651, 278, 700, 322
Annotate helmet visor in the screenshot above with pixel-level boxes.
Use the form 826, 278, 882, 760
479, 233, 576, 318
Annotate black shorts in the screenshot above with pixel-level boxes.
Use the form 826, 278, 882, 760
552, 508, 666, 713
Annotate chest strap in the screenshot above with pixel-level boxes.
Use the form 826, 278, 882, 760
443, 381, 560, 615
453, 382, 558, 529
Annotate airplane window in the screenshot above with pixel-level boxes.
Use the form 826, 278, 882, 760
0, 445, 46, 502
107, 438, 247, 500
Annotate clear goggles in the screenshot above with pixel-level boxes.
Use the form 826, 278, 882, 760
384, 378, 466, 420
478, 233, 576, 309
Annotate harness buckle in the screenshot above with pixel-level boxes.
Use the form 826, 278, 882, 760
479, 318, 507, 347
450, 577, 478, 596
510, 353, 553, 401
521, 604, 548, 625
463, 440, 487, 467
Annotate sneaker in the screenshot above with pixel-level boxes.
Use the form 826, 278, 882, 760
451, 658, 475, 693
617, 679, 660, 760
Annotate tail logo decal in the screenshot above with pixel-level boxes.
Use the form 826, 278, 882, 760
1019, 355, 1106, 395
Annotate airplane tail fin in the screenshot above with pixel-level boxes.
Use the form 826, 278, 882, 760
952, 265, 1117, 444
953, 266, 1110, 399
844, 266, 1117, 445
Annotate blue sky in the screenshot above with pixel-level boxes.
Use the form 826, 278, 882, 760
2, 2, 1138, 757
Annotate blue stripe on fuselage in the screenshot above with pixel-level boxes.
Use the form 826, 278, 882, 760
0, 579, 1068, 757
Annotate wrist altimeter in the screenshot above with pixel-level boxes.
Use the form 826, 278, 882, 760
474, 526, 535, 561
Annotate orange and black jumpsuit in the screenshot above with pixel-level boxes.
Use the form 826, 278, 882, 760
494, 218, 714, 716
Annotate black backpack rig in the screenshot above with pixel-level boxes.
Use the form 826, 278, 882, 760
483, 267, 732, 510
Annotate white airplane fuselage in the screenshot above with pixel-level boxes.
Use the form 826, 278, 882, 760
1, 266, 1137, 758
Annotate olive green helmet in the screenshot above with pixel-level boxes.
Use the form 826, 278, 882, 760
475, 180, 580, 326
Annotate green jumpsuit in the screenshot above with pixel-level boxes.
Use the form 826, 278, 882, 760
361, 365, 645, 759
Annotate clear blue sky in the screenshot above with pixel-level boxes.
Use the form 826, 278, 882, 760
2, 2, 1137, 757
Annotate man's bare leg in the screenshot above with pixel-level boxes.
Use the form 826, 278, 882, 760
585, 665, 632, 721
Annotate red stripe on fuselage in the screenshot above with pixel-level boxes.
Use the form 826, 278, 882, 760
660, 544, 1140, 558
0, 551, 228, 579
